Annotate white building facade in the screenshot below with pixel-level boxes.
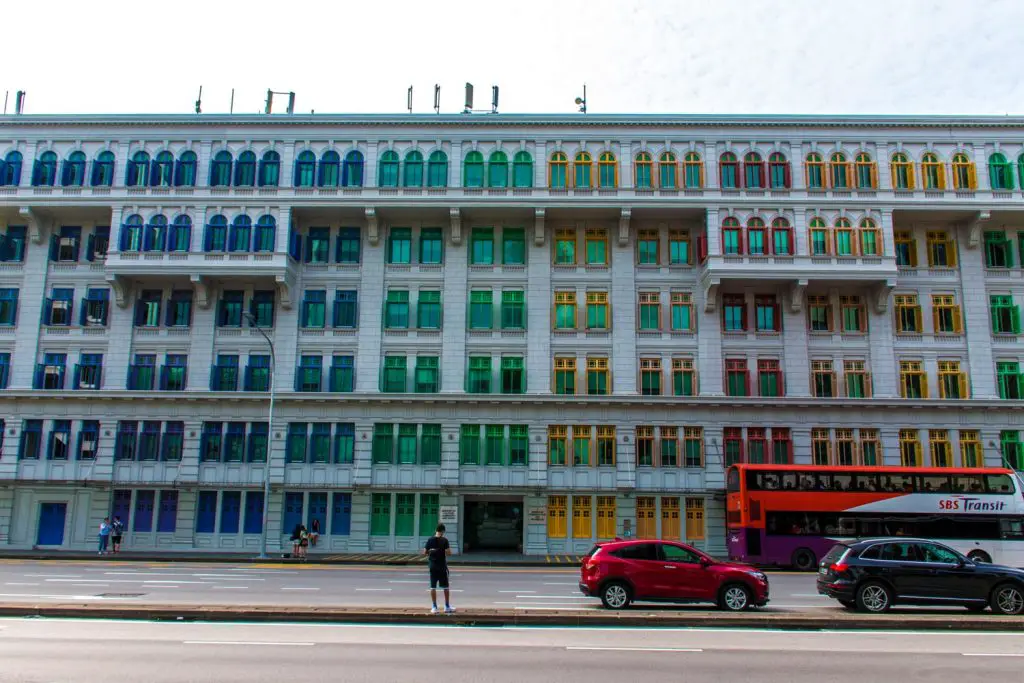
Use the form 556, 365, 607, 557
0, 113, 1022, 558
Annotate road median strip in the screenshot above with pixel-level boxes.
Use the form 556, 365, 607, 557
0, 602, 1019, 631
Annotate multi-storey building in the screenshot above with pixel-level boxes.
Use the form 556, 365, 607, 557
0, 113, 1022, 556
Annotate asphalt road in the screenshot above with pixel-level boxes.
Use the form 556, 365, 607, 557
0, 558, 831, 611
2, 618, 1022, 682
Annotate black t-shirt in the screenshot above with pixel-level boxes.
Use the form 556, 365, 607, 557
424, 536, 450, 569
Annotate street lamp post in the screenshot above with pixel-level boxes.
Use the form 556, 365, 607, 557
244, 312, 276, 559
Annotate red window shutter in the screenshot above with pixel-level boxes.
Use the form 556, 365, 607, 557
736, 229, 745, 255
743, 368, 751, 396
741, 303, 748, 331
787, 229, 794, 254
783, 163, 792, 188
776, 369, 785, 396
773, 301, 782, 331
697, 235, 707, 262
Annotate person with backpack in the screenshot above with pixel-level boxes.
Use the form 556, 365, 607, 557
110, 516, 125, 554
423, 523, 454, 614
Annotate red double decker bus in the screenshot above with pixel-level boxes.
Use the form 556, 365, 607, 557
726, 463, 1024, 569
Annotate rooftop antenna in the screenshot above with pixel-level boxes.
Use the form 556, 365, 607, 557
14, 91, 26, 115
433, 84, 441, 114
194, 85, 203, 114
464, 82, 473, 114
407, 85, 413, 114
491, 85, 499, 114
575, 84, 587, 114
229, 88, 235, 114
265, 89, 296, 115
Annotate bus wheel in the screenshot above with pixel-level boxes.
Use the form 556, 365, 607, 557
791, 548, 817, 571
967, 550, 992, 564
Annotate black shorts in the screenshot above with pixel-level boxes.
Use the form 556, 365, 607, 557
429, 566, 450, 589
111, 536, 122, 544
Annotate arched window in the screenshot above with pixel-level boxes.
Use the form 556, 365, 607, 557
921, 152, 946, 190
829, 152, 850, 189
548, 151, 568, 189
126, 151, 151, 187
32, 151, 58, 186
259, 151, 280, 187
988, 152, 1014, 190
343, 151, 364, 187
229, 215, 252, 252
683, 152, 703, 188
427, 150, 448, 187
859, 218, 881, 256
145, 214, 168, 252
951, 152, 975, 190
834, 217, 854, 256
403, 150, 424, 187
151, 151, 174, 187
120, 214, 144, 251
634, 152, 653, 189
210, 150, 233, 187
768, 152, 790, 189
254, 215, 276, 252
488, 151, 509, 188
173, 151, 197, 187
235, 151, 256, 187
294, 151, 316, 187
808, 217, 830, 255
61, 151, 86, 187
743, 152, 764, 189
573, 151, 593, 188
378, 151, 399, 187
0, 151, 24, 186
721, 216, 742, 255
598, 152, 617, 188
512, 151, 533, 188
204, 214, 228, 252
463, 151, 484, 188
169, 215, 192, 252
719, 152, 739, 189
770, 217, 793, 255
90, 151, 114, 187
746, 217, 767, 255
855, 152, 876, 189
318, 151, 341, 187
891, 152, 915, 190
805, 153, 825, 190
659, 151, 677, 189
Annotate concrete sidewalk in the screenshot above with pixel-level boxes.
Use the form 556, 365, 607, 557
0, 602, 1019, 631
0, 550, 567, 567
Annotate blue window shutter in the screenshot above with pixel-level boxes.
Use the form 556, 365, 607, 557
48, 235, 58, 261
70, 228, 81, 261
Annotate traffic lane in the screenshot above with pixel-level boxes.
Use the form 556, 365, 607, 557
0, 560, 831, 609
1, 620, 1022, 683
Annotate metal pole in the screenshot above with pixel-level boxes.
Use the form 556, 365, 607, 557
245, 312, 275, 559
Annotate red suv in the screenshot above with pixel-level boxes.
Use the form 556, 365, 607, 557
579, 539, 769, 610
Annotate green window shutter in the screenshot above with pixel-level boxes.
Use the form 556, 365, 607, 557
1013, 306, 1022, 334
372, 424, 394, 464
420, 424, 442, 465
486, 425, 505, 465
509, 425, 529, 465
370, 494, 391, 536
418, 494, 440, 536
397, 424, 418, 464
460, 425, 481, 464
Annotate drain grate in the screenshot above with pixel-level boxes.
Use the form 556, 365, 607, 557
96, 593, 146, 598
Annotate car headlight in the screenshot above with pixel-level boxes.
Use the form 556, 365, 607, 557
750, 571, 767, 582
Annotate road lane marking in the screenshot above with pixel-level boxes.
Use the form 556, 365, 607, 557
25, 574, 82, 578
143, 580, 209, 585
4, 582, 40, 586
72, 583, 110, 587
191, 575, 264, 581
183, 641, 315, 646
211, 586, 248, 590
962, 653, 1024, 657
567, 647, 702, 652
387, 580, 424, 584
354, 588, 392, 591
44, 579, 117, 583
280, 587, 320, 591
544, 582, 579, 586
512, 595, 590, 600
499, 590, 536, 593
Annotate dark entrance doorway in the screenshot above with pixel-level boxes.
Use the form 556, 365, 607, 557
36, 502, 67, 546
463, 498, 523, 552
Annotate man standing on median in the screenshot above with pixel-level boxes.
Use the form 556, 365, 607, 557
423, 523, 455, 614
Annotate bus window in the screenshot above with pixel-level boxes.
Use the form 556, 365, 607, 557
832, 474, 854, 491
985, 474, 1014, 494
950, 475, 980, 493
886, 474, 914, 493
1000, 518, 1024, 540
780, 473, 799, 490
836, 517, 857, 535
727, 468, 741, 492
761, 473, 780, 490
857, 518, 885, 537
919, 475, 951, 493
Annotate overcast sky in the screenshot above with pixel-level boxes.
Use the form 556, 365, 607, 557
4, 0, 1021, 116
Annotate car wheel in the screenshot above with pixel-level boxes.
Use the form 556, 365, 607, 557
791, 548, 817, 571
855, 582, 892, 613
718, 583, 752, 611
600, 581, 632, 610
967, 550, 992, 564
838, 599, 856, 610
991, 583, 1024, 615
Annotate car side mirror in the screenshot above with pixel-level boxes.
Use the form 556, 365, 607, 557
700, 557, 712, 568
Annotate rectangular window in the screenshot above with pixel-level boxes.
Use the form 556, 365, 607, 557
637, 229, 658, 265
585, 229, 608, 265
0, 288, 19, 326
859, 428, 880, 466
844, 360, 871, 398
554, 291, 577, 330
597, 426, 616, 466
397, 424, 417, 464
636, 426, 655, 467
771, 428, 792, 464
811, 427, 832, 465
722, 294, 746, 332
1001, 430, 1024, 470
249, 290, 275, 328
938, 359, 967, 399
931, 294, 962, 334
990, 295, 1022, 335
809, 228, 830, 256
372, 424, 394, 464
840, 295, 865, 333
683, 427, 703, 467
420, 424, 441, 465
554, 229, 577, 265
45, 287, 74, 327
755, 295, 780, 332
418, 494, 440, 537
959, 430, 981, 468
328, 355, 354, 393
370, 494, 391, 536
460, 424, 481, 465
757, 359, 783, 397
585, 291, 609, 330
807, 295, 832, 332
136, 289, 162, 328
553, 357, 576, 395
387, 227, 411, 264
284, 422, 308, 463
586, 356, 609, 395
746, 427, 766, 464
747, 225, 766, 256
929, 429, 952, 467
333, 290, 358, 328
485, 424, 505, 465
773, 225, 793, 255
381, 355, 407, 392
596, 496, 616, 539
547, 495, 568, 539
195, 491, 217, 534
895, 294, 922, 334
670, 293, 693, 332
167, 291, 192, 327
835, 428, 856, 466
638, 291, 661, 331
899, 360, 928, 399
500, 356, 525, 394
573, 425, 592, 466
660, 426, 679, 467
860, 223, 881, 255
81, 288, 109, 327
997, 361, 1022, 400
500, 290, 525, 329
74, 353, 103, 390
217, 290, 242, 327
419, 227, 443, 265
725, 358, 749, 397
723, 226, 742, 256
467, 356, 492, 393
211, 354, 239, 392
35, 353, 67, 390
0, 226, 27, 262
834, 226, 854, 256
469, 290, 493, 329
309, 423, 331, 463
927, 231, 957, 267
668, 230, 690, 265
502, 228, 526, 265
984, 230, 1013, 269
899, 428, 923, 467
470, 227, 494, 265
295, 355, 322, 392
685, 498, 705, 541
572, 496, 592, 539
660, 497, 681, 540
895, 231, 918, 267
306, 227, 330, 264
723, 427, 743, 466
548, 425, 568, 466
385, 290, 410, 329
414, 356, 439, 393
301, 290, 326, 328
672, 358, 696, 396
640, 357, 662, 396
334, 423, 355, 464
811, 360, 835, 398
336, 227, 361, 264
416, 290, 442, 329
509, 425, 528, 466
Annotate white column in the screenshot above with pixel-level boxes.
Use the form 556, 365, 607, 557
441, 212, 468, 392
957, 223, 997, 398
526, 211, 551, 394
355, 217, 384, 392
610, 213, 637, 393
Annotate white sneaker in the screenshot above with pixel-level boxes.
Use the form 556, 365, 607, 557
444, 606, 456, 614
430, 606, 439, 614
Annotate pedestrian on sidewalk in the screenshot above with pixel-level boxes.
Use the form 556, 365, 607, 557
110, 516, 125, 554
290, 523, 302, 558
423, 523, 454, 614
298, 524, 309, 560
310, 518, 320, 548
97, 518, 111, 555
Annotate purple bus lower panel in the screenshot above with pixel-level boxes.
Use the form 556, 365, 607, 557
728, 528, 843, 568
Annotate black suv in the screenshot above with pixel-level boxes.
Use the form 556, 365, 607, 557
817, 538, 1024, 614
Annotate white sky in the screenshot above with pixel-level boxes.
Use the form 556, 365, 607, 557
5, 0, 1022, 116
